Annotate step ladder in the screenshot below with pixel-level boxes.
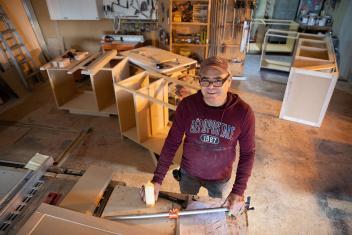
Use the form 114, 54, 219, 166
0, 5, 41, 90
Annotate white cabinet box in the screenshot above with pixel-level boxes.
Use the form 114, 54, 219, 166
46, 0, 103, 20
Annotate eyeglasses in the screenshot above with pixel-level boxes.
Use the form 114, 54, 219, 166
198, 73, 230, 87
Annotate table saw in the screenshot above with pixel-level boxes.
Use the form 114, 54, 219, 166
0, 154, 250, 234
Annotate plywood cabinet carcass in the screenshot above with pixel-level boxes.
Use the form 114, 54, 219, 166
114, 63, 199, 164
46, 0, 104, 20
40, 50, 123, 117
280, 34, 338, 127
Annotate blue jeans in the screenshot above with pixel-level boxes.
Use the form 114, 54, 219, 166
179, 168, 229, 198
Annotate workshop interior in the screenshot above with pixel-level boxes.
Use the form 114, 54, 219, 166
0, 0, 351, 234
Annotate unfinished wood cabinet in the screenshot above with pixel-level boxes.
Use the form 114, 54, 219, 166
114, 66, 199, 164
250, 19, 299, 53
280, 35, 338, 127
59, 165, 113, 215
41, 50, 129, 117
260, 29, 299, 72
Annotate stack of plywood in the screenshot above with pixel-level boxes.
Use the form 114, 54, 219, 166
280, 33, 338, 127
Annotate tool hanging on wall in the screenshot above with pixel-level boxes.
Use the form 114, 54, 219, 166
231, 0, 237, 39
111, 0, 129, 9
220, 0, 228, 54
208, 0, 257, 76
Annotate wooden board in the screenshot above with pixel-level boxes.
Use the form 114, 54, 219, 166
92, 70, 115, 111
111, 58, 130, 83
47, 69, 77, 107
114, 72, 150, 133
134, 86, 152, 143
83, 50, 117, 75
149, 79, 169, 136
102, 186, 177, 235
18, 203, 156, 235
59, 165, 113, 215
102, 186, 176, 217
280, 68, 337, 127
261, 59, 291, 72
120, 46, 197, 75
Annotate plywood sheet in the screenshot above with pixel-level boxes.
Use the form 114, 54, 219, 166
114, 72, 149, 133
59, 165, 113, 215
60, 91, 99, 114
18, 203, 156, 235
111, 58, 130, 83
284, 71, 331, 123
120, 46, 196, 74
149, 79, 169, 136
47, 69, 77, 107
91, 70, 115, 110
134, 87, 151, 143
102, 186, 175, 217
102, 186, 176, 235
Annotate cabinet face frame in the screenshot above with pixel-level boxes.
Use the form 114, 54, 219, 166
17, 203, 153, 235
279, 36, 338, 127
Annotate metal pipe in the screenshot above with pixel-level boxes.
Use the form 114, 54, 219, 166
106, 207, 229, 220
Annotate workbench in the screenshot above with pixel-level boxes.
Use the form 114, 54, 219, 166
1, 162, 249, 234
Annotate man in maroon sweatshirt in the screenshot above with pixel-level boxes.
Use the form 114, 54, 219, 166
149, 56, 255, 214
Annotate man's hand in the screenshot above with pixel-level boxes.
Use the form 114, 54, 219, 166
140, 182, 161, 202
225, 193, 245, 217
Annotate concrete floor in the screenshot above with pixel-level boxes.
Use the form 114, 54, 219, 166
0, 54, 351, 234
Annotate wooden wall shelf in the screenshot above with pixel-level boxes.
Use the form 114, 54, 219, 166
172, 22, 208, 26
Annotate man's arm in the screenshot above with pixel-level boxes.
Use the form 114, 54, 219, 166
232, 107, 256, 196
152, 102, 186, 184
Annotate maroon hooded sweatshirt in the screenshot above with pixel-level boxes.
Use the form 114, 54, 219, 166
152, 90, 255, 196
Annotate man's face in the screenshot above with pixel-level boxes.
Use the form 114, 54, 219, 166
199, 68, 231, 107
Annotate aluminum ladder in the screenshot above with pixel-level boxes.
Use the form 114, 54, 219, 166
0, 5, 40, 90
